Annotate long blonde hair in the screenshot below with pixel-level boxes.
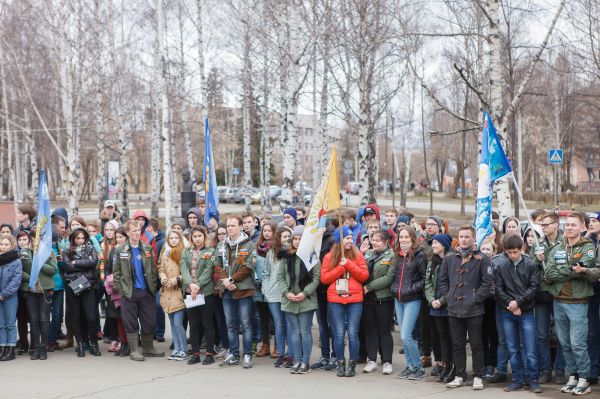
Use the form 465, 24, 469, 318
167, 230, 185, 264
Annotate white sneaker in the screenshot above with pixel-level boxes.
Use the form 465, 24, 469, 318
362, 359, 378, 373
561, 376, 578, 393
572, 378, 591, 396
382, 362, 393, 375
473, 377, 484, 390
167, 350, 179, 360
175, 351, 188, 361
215, 347, 229, 359
446, 376, 464, 388
243, 354, 253, 369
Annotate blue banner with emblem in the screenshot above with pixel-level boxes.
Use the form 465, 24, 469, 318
203, 117, 219, 226
30, 170, 53, 289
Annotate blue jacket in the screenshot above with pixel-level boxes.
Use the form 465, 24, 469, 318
0, 250, 23, 299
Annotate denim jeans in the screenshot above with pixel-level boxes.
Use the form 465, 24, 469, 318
48, 289, 64, 343
168, 309, 187, 353
535, 301, 565, 373
251, 301, 261, 343
285, 310, 314, 363
222, 291, 253, 357
588, 295, 600, 378
495, 304, 509, 373
268, 302, 289, 356
328, 302, 362, 361
502, 310, 538, 384
395, 298, 422, 369
554, 301, 591, 378
213, 296, 229, 349
155, 291, 165, 339
316, 289, 334, 359
0, 295, 18, 346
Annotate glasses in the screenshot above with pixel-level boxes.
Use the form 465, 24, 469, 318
540, 222, 556, 227
425, 223, 438, 227
217, 232, 226, 236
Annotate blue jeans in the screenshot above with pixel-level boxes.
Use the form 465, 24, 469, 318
554, 301, 591, 378
168, 309, 187, 353
395, 298, 422, 369
495, 304, 510, 373
222, 291, 252, 357
251, 301, 261, 343
535, 301, 565, 373
502, 310, 538, 384
328, 302, 362, 361
155, 292, 165, 339
588, 295, 600, 378
48, 289, 64, 343
268, 302, 289, 356
316, 290, 334, 359
286, 310, 314, 363
0, 295, 18, 346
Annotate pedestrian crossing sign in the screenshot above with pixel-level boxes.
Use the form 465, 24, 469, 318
547, 149, 563, 165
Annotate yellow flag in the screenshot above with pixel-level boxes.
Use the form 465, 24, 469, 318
297, 146, 341, 270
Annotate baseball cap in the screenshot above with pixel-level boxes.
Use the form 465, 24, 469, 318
364, 207, 376, 215
104, 200, 116, 208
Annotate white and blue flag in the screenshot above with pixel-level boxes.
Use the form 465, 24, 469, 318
30, 170, 53, 289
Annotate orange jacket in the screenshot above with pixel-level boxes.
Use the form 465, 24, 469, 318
320, 251, 369, 304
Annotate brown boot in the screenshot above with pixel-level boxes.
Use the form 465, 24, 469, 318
421, 355, 432, 368
255, 342, 271, 357
61, 331, 74, 349
270, 344, 280, 359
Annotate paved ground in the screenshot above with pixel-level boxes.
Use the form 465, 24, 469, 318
3, 326, 568, 399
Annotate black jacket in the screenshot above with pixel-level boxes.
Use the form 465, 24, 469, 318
439, 248, 493, 318
391, 248, 427, 303
62, 229, 99, 285
493, 253, 540, 312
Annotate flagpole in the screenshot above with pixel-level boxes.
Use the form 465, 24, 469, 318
510, 171, 544, 266
338, 208, 344, 260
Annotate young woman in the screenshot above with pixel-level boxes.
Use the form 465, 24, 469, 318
502, 217, 520, 236
16, 231, 31, 355
19, 230, 57, 360
99, 220, 118, 351
70, 217, 101, 253
480, 238, 501, 382
104, 226, 129, 357
263, 226, 293, 367
254, 221, 277, 358
181, 226, 217, 365
361, 230, 396, 375
211, 222, 230, 359
321, 226, 368, 378
216, 224, 227, 245
277, 225, 321, 374
522, 226, 542, 257
425, 234, 454, 383
158, 230, 187, 361
62, 228, 100, 357
0, 224, 13, 238
392, 226, 427, 380
0, 235, 23, 361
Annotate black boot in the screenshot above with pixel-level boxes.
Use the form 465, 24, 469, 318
438, 363, 452, 382
30, 345, 41, 360
1, 347, 15, 361
120, 343, 130, 357
89, 342, 101, 356
345, 360, 357, 377
443, 363, 456, 383
76, 343, 85, 357
17, 342, 29, 355
39, 345, 48, 360
0, 346, 6, 360
336, 359, 347, 377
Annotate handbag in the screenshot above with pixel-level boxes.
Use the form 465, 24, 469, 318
69, 275, 92, 296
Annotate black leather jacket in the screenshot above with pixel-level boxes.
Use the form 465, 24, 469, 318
493, 252, 540, 312
62, 229, 99, 284
391, 248, 427, 303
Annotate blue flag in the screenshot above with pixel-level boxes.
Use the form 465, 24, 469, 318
30, 170, 52, 289
204, 117, 219, 226
475, 112, 512, 249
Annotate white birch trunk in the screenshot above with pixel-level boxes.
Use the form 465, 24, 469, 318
357, 8, 372, 206
177, 2, 195, 185
0, 46, 17, 203
94, 0, 106, 213
487, 0, 512, 219
242, 5, 252, 211
158, 0, 174, 228
24, 108, 38, 197
196, 0, 207, 116
150, 6, 161, 218
260, 34, 272, 213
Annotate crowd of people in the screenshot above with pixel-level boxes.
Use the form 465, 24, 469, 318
0, 200, 599, 395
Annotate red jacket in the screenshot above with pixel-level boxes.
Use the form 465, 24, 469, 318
320, 251, 369, 304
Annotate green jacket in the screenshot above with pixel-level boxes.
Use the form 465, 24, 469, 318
424, 255, 447, 306
545, 236, 598, 299
421, 235, 434, 261
113, 241, 157, 298
214, 234, 256, 297
19, 248, 57, 292
181, 247, 215, 297
276, 255, 321, 314
534, 234, 564, 293
364, 247, 395, 301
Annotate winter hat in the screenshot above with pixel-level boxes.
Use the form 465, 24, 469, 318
396, 215, 411, 226
172, 217, 187, 230
334, 226, 352, 244
431, 234, 452, 252
51, 207, 69, 226
428, 215, 443, 229
283, 208, 298, 221
293, 225, 305, 237
590, 212, 600, 222
105, 220, 120, 232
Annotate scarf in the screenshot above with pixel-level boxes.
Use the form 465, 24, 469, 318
257, 241, 270, 257
0, 250, 20, 266
279, 249, 312, 292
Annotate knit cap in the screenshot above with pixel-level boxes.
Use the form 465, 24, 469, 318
431, 234, 452, 252
334, 226, 352, 244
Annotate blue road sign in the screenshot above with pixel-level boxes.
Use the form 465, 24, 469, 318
232, 168, 240, 176
547, 149, 563, 165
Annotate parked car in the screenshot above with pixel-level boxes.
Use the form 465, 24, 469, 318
221, 187, 237, 203
347, 181, 360, 195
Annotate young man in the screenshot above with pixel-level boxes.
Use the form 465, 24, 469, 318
343, 210, 361, 244
383, 208, 398, 231
132, 210, 158, 262
185, 207, 203, 234
534, 211, 566, 384
147, 218, 166, 343
282, 208, 297, 230
439, 226, 493, 390
214, 215, 257, 368
113, 220, 164, 361
493, 234, 542, 393
48, 215, 67, 352
295, 207, 306, 226
14, 203, 36, 237
242, 212, 260, 243
545, 212, 600, 395
99, 200, 121, 231
491, 211, 500, 231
